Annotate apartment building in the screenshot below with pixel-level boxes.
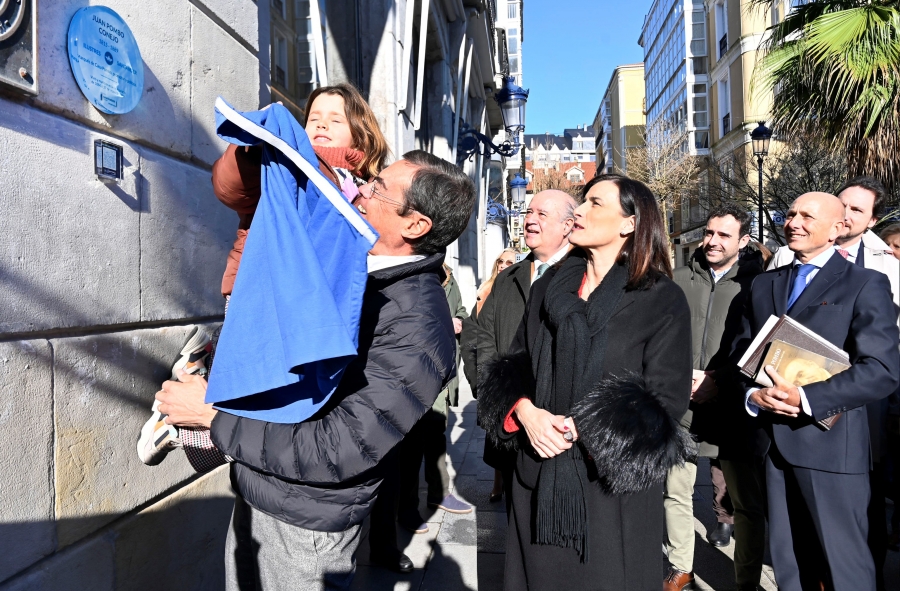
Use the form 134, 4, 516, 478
524, 125, 596, 170
705, 0, 770, 156
669, 0, 772, 265
496, 0, 524, 86
639, 0, 711, 155
594, 63, 646, 174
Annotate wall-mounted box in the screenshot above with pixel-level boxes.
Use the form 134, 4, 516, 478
0, 0, 37, 94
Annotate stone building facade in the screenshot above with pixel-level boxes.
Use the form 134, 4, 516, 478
0, 1, 508, 588
0, 1, 262, 589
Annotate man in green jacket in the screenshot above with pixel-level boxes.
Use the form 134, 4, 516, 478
665, 203, 766, 591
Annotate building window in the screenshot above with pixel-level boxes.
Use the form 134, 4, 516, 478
508, 2, 518, 19
274, 35, 289, 88
568, 170, 584, 183
690, 10, 706, 56
272, 0, 286, 19
681, 194, 691, 230
715, 0, 728, 60
718, 77, 731, 136
683, 246, 691, 267
693, 83, 708, 128
695, 131, 710, 149
507, 28, 519, 54
509, 55, 519, 75
692, 57, 708, 75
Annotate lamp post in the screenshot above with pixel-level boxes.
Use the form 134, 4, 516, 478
456, 76, 530, 166
507, 173, 528, 249
750, 121, 772, 243
509, 173, 528, 214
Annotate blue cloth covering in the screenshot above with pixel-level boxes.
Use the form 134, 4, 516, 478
205, 98, 378, 423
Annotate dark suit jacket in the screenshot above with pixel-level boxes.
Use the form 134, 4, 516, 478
471, 254, 534, 376
732, 252, 899, 474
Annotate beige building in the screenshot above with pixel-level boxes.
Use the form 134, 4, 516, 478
671, 0, 775, 266
594, 63, 646, 174
705, 0, 771, 156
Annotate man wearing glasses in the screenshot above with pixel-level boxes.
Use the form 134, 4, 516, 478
159, 150, 477, 589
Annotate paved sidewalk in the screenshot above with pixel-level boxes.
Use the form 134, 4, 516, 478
351, 378, 900, 590
350, 381, 482, 591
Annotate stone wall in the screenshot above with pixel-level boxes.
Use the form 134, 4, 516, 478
0, 1, 260, 587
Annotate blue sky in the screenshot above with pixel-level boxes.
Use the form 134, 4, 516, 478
522, 0, 648, 134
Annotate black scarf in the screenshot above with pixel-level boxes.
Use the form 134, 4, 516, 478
531, 253, 628, 560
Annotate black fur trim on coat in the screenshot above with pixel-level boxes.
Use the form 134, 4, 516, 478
571, 372, 691, 495
476, 351, 534, 452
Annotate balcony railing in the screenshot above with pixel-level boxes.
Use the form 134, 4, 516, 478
719, 34, 728, 59
722, 113, 731, 135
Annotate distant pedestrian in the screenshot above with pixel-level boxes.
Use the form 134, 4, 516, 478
478, 174, 691, 590
668, 203, 765, 591
468, 191, 577, 509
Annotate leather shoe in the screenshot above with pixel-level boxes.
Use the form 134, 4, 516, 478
370, 551, 414, 574
707, 522, 734, 547
663, 567, 695, 591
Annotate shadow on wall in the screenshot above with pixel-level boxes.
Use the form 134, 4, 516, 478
0, 495, 235, 591
326, 0, 391, 103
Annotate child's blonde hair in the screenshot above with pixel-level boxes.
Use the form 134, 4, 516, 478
304, 83, 389, 180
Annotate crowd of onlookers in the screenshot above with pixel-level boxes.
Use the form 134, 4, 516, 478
467, 177, 900, 591
141, 81, 900, 591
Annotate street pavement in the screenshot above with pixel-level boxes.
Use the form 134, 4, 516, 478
351, 377, 900, 590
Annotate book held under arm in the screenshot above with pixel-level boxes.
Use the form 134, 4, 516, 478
738, 314, 850, 430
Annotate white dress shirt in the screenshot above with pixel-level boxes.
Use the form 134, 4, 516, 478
836, 239, 861, 264
367, 254, 426, 273
745, 248, 836, 417
531, 244, 571, 282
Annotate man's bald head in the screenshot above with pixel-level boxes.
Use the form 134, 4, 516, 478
784, 192, 846, 262
523, 190, 578, 259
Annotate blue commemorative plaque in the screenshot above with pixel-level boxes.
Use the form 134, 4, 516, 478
67, 6, 143, 114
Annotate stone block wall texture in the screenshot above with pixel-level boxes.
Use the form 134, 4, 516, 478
0, 0, 257, 586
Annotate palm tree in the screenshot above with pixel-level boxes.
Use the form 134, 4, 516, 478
752, 0, 900, 191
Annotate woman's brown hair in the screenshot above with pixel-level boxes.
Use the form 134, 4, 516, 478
303, 83, 390, 180
580, 173, 673, 289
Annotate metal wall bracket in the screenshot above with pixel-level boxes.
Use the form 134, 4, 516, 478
0, 0, 37, 95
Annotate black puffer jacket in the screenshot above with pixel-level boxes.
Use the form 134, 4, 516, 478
210, 253, 456, 531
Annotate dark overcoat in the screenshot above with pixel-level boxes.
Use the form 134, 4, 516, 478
471, 254, 533, 375
484, 264, 692, 591
464, 255, 533, 471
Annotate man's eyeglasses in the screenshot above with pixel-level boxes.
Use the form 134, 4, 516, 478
363, 179, 415, 213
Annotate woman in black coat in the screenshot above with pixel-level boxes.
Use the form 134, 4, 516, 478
478, 174, 692, 590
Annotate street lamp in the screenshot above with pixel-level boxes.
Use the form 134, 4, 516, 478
509, 173, 528, 214
750, 121, 772, 243
457, 76, 530, 165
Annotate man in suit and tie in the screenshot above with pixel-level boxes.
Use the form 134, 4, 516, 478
736, 192, 899, 590
767, 178, 900, 589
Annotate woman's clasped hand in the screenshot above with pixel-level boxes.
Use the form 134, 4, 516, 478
514, 399, 578, 458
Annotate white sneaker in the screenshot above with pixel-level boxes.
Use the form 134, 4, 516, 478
171, 326, 212, 380
137, 399, 182, 466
